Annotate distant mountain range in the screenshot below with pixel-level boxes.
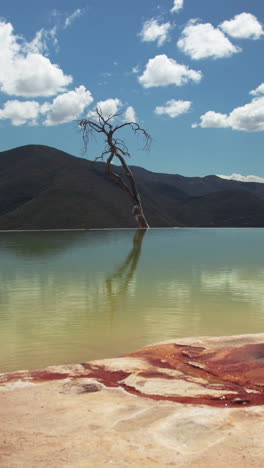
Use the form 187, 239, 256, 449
0, 144, 264, 229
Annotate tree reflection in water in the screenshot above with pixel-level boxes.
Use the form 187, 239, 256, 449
105, 229, 147, 321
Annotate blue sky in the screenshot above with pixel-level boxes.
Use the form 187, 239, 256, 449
0, 0, 264, 180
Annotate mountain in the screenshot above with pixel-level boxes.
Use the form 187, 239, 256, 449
0, 144, 264, 229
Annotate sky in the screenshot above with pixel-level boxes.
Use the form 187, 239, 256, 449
0, 0, 264, 180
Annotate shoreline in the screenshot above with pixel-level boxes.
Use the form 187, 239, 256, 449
1, 226, 264, 232
2, 331, 264, 376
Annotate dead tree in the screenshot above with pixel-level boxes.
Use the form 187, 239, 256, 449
79, 108, 151, 229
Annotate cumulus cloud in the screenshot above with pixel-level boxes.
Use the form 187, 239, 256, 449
218, 174, 264, 184
0, 20, 72, 97
0, 86, 93, 126
193, 96, 264, 132
177, 20, 240, 59
139, 18, 171, 46
64, 8, 85, 29
124, 106, 137, 122
250, 83, 264, 96
220, 12, 264, 40
155, 99, 192, 118
192, 111, 229, 129
0, 100, 45, 126
44, 86, 93, 126
171, 0, 184, 13
138, 54, 202, 88
87, 98, 122, 120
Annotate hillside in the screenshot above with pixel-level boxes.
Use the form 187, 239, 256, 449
0, 144, 264, 229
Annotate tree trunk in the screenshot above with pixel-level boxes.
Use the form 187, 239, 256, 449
107, 151, 149, 229
132, 204, 149, 229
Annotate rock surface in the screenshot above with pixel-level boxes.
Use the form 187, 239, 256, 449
1, 334, 264, 467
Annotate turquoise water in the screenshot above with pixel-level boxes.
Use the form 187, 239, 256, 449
0, 228, 264, 373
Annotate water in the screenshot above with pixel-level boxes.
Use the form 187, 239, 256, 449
0, 228, 264, 373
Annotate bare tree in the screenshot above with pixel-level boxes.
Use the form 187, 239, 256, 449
79, 108, 151, 229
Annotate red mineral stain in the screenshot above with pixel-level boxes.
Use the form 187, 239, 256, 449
138, 371, 175, 380
81, 363, 130, 387
0, 370, 70, 384
121, 342, 264, 407
30, 370, 70, 382
0, 372, 29, 384
2, 342, 264, 407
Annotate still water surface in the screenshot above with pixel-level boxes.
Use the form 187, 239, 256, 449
1, 228, 264, 373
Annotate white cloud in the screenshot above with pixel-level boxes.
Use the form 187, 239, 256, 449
138, 54, 202, 88
87, 98, 122, 120
25, 26, 58, 54
0, 86, 93, 127
250, 83, 264, 96
155, 99, 192, 118
177, 20, 240, 59
124, 106, 137, 122
0, 100, 43, 126
220, 13, 264, 40
44, 86, 93, 126
0, 20, 72, 97
131, 65, 140, 74
139, 18, 171, 46
193, 96, 264, 132
192, 111, 229, 129
218, 174, 264, 184
64, 8, 85, 28
171, 0, 184, 13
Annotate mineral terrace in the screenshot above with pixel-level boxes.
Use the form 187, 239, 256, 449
1, 333, 264, 467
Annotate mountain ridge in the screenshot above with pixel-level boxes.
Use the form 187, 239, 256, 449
0, 144, 264, 229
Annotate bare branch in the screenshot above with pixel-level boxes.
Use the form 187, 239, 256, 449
114, 138, 130, 156
113, 121, 152, 151
79, 118, 106, 153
